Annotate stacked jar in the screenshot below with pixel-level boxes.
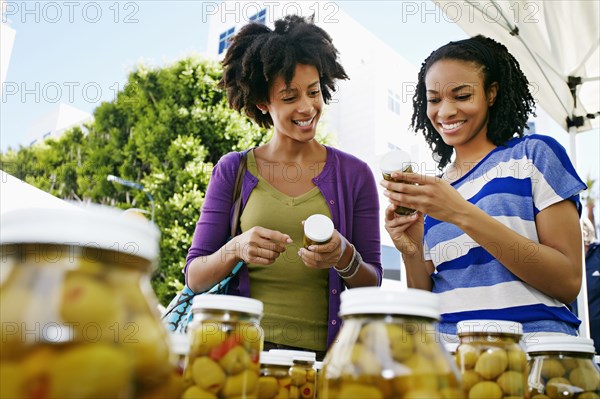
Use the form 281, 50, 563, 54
319, 287, 461, 399
0, 206, 172, 399
270, 350, 317, 399
183, 295, 264, 398
257, 350, 294, 399
526, 336, 599, 398
456, 320, 529, 399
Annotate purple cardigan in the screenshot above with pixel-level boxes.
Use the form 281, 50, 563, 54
185, 146, 382, 347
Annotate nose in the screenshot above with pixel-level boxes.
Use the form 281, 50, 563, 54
297, 94, 314, 114
437, 99, 457, 119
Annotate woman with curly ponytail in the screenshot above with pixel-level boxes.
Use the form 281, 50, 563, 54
186, 15, 382, 356
383, 35, 586, 340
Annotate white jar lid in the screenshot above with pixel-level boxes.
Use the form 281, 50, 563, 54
457, 320, 523, 336
379, 149, 412, 174
0, 205, 159, 261
339, 287, 440, 320
525, 336, 595, 354
192, 295, 263, 316
304, 214, 334, 243
169, 333, 190, 355
314, 361, 324, 370
269, 349, 316, 363
260, 351, 293, 366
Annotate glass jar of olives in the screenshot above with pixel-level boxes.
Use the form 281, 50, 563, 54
270, 350, 317, 399
257, 350, 294, 399
319, 287, 461, 399
456, 320, 528, 399
526, 335, 599, 399
0, 206, 171, 398
184, 295, 264, 398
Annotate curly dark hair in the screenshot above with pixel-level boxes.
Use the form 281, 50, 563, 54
411, 35, 536, 169
219, 15, 349, 128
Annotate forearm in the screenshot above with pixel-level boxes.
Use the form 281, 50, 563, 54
186, 238, 243, 292
454, 202, 582, 304
402, 252, 433, 291
334, 244, 380, 287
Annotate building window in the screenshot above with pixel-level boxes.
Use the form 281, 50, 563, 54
387, 89, 401, 115
249, 9, 266, 24
218, 27, 235, 54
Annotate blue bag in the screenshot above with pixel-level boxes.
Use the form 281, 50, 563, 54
162, 152, 247, 333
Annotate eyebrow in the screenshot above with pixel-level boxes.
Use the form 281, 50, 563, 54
278, 81, 320, 94
426, 84, 473, 94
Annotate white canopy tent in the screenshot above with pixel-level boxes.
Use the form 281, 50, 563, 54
434, 0, 600, 338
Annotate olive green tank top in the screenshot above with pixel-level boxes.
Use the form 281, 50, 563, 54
241, 150, 330, 351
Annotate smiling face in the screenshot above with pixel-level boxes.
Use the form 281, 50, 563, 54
425, 59, 497, 151
261, 64, 323, 143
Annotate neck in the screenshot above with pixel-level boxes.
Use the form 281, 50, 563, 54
261, 136, 325, 163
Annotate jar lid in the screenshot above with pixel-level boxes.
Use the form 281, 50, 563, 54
192, 295, 263, 316
457, 320, 523, 337
0, 205, 159, 261
314, 361, 324, 370
269, 349, 316, 363
339, 287, 440, 320
379, 149, 412, 174
169, 333, 190, 355
260, 351, 293, 367
444, 342, 459, 354
304, 214, 334, 243
525, 336, 595, 354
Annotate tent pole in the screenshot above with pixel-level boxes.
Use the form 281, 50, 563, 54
570, 126, 590, 339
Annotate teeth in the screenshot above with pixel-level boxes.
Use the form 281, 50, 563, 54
294, 117, 313, 127
441, 121, 465, 130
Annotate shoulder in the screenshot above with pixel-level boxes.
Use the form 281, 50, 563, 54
326, 146, 371, 171
504, 134, 567, 153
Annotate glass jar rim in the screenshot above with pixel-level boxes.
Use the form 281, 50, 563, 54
525, 335, 595, 354
269, 349, 316, 363
1, 205, 159, 262
191, 294, 263, 316
339, 287, 440, 319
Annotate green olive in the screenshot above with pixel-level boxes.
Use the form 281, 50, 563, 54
337, 383, 383, 399
192, 356, 226, 394
497, 370, 525, 396
468, 381, 503, 399
474, 349, 508, 379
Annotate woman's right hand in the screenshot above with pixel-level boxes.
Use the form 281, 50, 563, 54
231, 226, 292, 265
384, 204, 424, 257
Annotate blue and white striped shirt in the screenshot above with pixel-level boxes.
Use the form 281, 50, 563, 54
424, 134, 586, 336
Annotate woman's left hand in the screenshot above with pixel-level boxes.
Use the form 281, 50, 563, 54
298, 229, 349, 269
381, 172, 470, 224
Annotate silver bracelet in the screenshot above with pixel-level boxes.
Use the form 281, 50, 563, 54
338, 246, 363, 279
334, 244, 356, 274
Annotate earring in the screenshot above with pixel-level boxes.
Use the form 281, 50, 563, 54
261, 109, 267, 115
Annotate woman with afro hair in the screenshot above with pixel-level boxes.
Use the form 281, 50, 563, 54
382, 35, 586, 340
185, 15, 382, 356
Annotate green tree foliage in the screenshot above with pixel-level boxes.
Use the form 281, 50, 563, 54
1, 57, 271, 304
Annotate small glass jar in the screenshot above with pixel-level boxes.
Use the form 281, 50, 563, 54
303, 214, 333, 249
0, 206, 171, 398
270, 350, 317, 399
456, 320, 528, 399
526, 336, 600, 398
184, 295, 264, 399
257, 350, 294, 399
379, 149, 416, 216
319, 287, 461, 399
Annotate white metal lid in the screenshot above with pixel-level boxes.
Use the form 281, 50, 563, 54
525, 336, 596, 354
269, 349, 316, 363
0, 205, 160, 261
379, 149, 412, 174
339, 287, 440, 320
192, 295, 263, 316
260, 351, 293, 367
304, 214, 334, 243
169, 333, 190, 355
457, 320, 523, 336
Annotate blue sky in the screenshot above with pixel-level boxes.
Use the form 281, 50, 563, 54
1, 1, 598, 198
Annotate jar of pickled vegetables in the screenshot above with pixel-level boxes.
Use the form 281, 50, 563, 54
0, 206, 171, 399
319, 287, 461, 399
456, 320, 528, 399
270, 350, 317, 399
184, 295, 264, 398
257, 350, 294, 399
526, 335, 599, 399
